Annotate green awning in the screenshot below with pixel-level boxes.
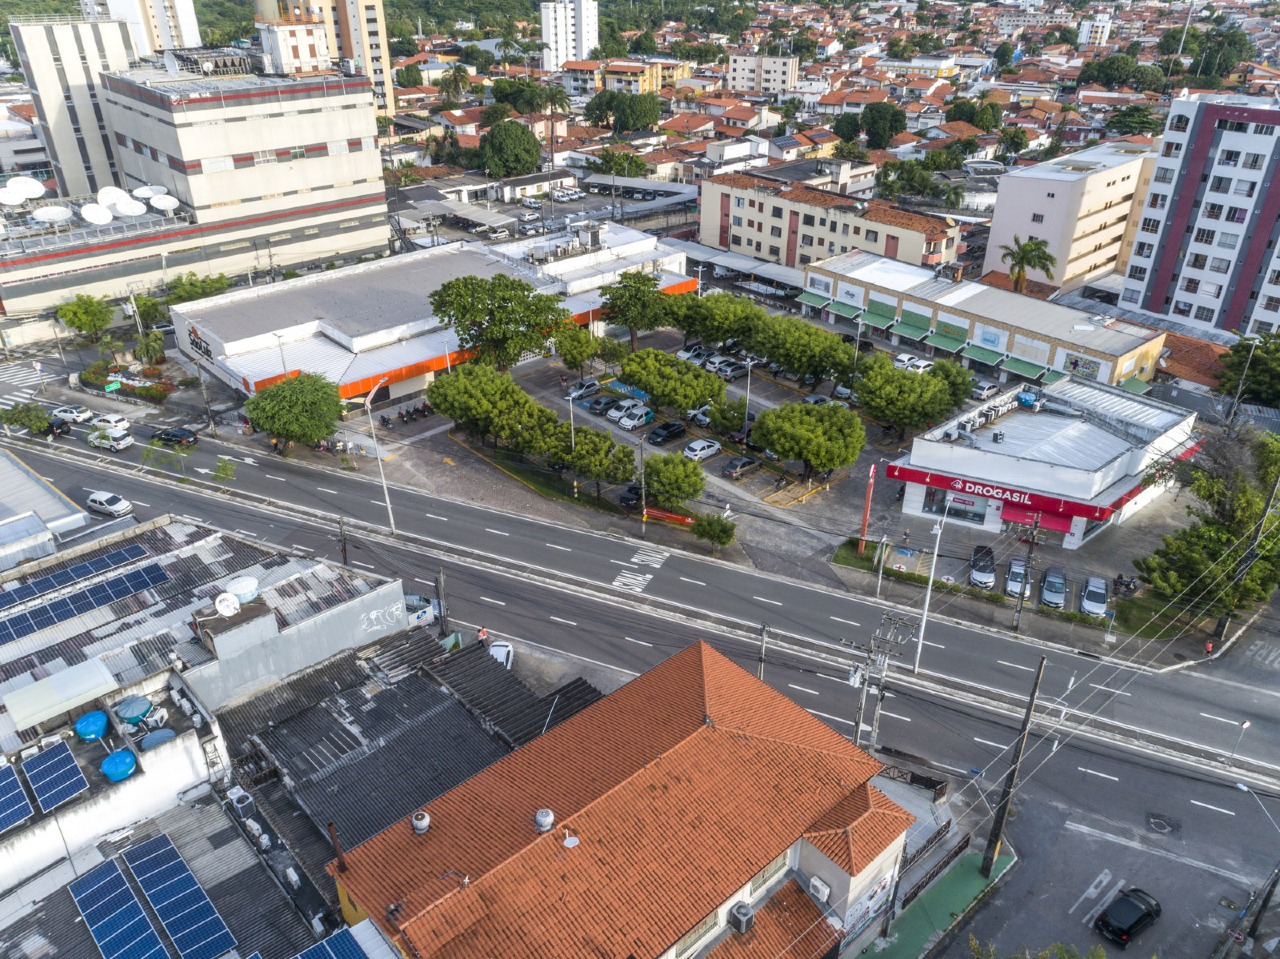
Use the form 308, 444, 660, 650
1002, 357, 1047, 380
901, 308, 932, 327
894, 321, 931, 342
923, 331, 966, 353
866, 299, 897, 318
862, 311, 896, 330
1043, 370, 1067, 385
826, 300, 860, 319
962, 344, 1003, 365
798, 291, 831, 308
1119, 376, 1152, 394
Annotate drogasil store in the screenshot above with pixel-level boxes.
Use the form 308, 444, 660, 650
887, 377, 1198, 550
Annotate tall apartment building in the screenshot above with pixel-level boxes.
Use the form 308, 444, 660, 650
1077, 13, 1112, 47
8, 18, 136, 197
80, 0, 200, 55
700, 172, 962, 269
1120, 92, 1280, 334
540, 0, 598, 72
320, 0, 393, 109
727, 54, 799, 97
983, 139, 1154, 292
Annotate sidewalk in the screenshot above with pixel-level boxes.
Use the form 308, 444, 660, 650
873, 853, 1014, 959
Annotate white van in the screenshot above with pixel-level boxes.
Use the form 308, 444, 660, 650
521, 197, 542, 209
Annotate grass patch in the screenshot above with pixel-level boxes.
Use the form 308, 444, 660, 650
463, 439, 627, 515
1114, 592, 1206, 640
832, 539, 880, 571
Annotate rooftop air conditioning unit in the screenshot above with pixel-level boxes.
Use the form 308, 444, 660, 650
809, 875, 831, 904
729, 902, 755, 935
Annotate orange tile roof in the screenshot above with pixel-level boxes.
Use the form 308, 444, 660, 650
978, 270, 1058, 299
331, 642, 904, 959
704, 880, 841, 959
562, 60, 602, 71
860, 199, 954, 239
1152, 329, 1229, 387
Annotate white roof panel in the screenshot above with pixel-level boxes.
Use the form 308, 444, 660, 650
3, 658, 118, 731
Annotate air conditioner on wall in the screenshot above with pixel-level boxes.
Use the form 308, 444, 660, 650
809, 876, 831, 904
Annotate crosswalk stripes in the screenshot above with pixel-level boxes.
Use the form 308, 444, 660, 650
0, 362, 50, 389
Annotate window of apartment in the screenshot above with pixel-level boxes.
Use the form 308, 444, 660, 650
1194, 227, 1216, 244
1203, 282, 1223, 298
1209, 175, 1231, 193
731, 234, 742, 246
1254, 123, 1276, 136
1220, 149, 1241, 167
1172, 300, 1193, 316
802, 213, 815, 226
1244, 153, 1265, 170
768, 245, 780, 256
866, 229, 879, 242
1182, 277, 1200, 293
1203, 203, 1223, 220
1129, 265, 1148, 281
770, 225, 782, 238
751, 851, 789, 894
1162, 142, 1182, 158
1031, 213, 1044, 223
1210, 257, 1231, 274
731, 215, 742, 226
1219, 232, 1240, 249
1169, 114, 1189, 132
1188, 253, 1208, 269
1148, 193, 1166, 210
1046, 191, 1055, 198
1227, 206, 1248, 223
676, 912, 721, 958
1234, 180, 1257, 198
1122, 288, 1141, 304
1141, 217, 1161, 234
818, 237, 826, 247
1154, 167, 1174, 184
801, 234, 813, 246
1195, 305, 1216, 322
771, 205, 783, 218
1135, 242, 1154, 259
1216, 119, 1249, 132
1263, 295, 1280, 312
1270, 269, 1280, 286
734, 197, 744, 208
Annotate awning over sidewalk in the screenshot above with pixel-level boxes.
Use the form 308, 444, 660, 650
894, 320, 931, 342
862, 311, 897, 331
923, 331, 966, 354
961, 344, 1003, 365
826, 301, 860, 319
797, 292, 831, 309
1001, 357, 1046, 380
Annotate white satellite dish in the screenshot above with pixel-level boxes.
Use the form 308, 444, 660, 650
80, 203, 114, 225
7, 176, 45, 200
98, 186, 130, 207
113, 198, 147, 217
32, 205, 72, 223
214, 592, 241, 617
150, 194, 180, 212
0, 187, 23, 206
132, 185, 157, 199
163, 50, 180, 77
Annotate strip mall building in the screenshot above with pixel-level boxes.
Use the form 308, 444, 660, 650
889, 377, 1198, 549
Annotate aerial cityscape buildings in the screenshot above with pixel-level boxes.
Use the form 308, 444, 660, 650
539, 0, 598, 72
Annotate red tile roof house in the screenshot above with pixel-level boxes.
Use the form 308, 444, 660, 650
330, 642, 915, 959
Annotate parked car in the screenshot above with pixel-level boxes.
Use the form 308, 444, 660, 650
518, 211, 540, 222
151, 427, 199, 447
88, 427, 134, 452
53, 405, 93, 423
86, 491, 133, 517
587, 395, 619, 415
617, 406, 654, 431
91, 413, 130, 431
833, 383, 854, 400
802, 395, 831, 406
971, 379, 1000, 400
1080, 576, 1109, 617
619, 484, 642, 507
893, 353, 917, 370
703, 355, 734, 374
648, 421, 687, 445
685, 403, 712, 425
722, 456, 762, 480
719, 362, 749, 382
488, 228, 510, 240
676, 342, 704, 361
1040, 566, 1067, 608
41, 417, 72, 437
607, 399, 643, 422
908, 359, 935, 375
520, 224, 543, 236
521, 197, 542, 208
684, 439, 722, 461
969, 545, 997, 588
567, 378, 600, 400
1095, 888, 1161, 949
1004, 557, 1032, 599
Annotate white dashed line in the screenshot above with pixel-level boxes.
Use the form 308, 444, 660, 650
830, 616, 861, 627
549, 616, 577, 626
997, 660, 1035, 672
480, 596, 506, 606
352, 561, 375, 570
754, 596, 783, 606
1089, 684, 1131, 696
485, 528, 510, 536
624, 636, 653, 647
879, 711, 911, 722
788, 684, 819, 696
974, 738, 1007, 749
611, 560, 636, 567
263, 474, 287, 482
1078, 767, 1119, 781
1189, 800, 1235, 815
680, 576, 706, 586
317, 487, 339, 494
546, 543, 571, 551
1200, 712, 1239, 725
423, 513, 448, 521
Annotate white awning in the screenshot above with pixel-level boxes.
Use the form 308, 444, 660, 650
3, 658, 119, 731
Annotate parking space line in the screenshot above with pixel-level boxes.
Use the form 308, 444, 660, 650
1189, 799, 1235, 815
1089, 684, 1131, 696
1064, 823, 1244, 881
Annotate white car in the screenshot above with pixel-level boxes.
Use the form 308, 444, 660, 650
91, 413, 130, 431
617, 406, 654, 431
908, 359, 935, 375
684, 439, 722, 461
88, 427, 134, 452
893, 354, 917, 370
86, 491, 133, 517
53, 405, 93, 423
607, 398, 643, 422
703, 355, 733, 374
685, 403, 712, 426
518, 211, 540, 222
488, 228, 510, 240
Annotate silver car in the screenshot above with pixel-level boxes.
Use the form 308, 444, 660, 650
1080, 576, 1109, 617
1041, 567, 1067, 608
1005, 557, 1032, 599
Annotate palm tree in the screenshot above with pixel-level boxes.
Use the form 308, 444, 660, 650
935, 183, 965, 209
999, 235, 1057, 293
134, 329, 166, 364
438, 62, 471, 103
523, 38, 548, 77
543, 84, 570, 170
497, 27, 522, 73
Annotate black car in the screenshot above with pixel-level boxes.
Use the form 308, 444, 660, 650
722, 456, 762, 480
619, 484, 642, 507
587, 395, 619, 415
151, 427, 199, 447
1095, 888, 1161, 949
648, 421, 687, 446
42, 417, 72, 437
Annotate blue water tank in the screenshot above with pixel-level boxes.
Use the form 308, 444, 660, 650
1018, 391, 1038, 407
101, 750, 138, 782
75, 710, 109, 742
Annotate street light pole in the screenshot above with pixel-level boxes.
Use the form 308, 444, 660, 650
365, 376, 397, 535
568, 394, 578, 498
1232, 720, 1252, 761
273, 333, 289, 379
914, 494, 952, 674
638, 433, 648, 539
743, 361, 753, 433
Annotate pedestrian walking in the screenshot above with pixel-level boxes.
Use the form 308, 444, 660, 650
270, 437, 279, 454
476, 626, 489, 646
1204, 639, 1214, 657
901, 530, 911, 546
559, 374, 569, 392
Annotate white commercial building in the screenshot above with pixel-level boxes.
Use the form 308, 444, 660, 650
80, 0, 200, 55
983, 139, 1154, 291
889, 378, 1197, 550
540, 0, 598, 72
1120, 91, 1280, 334
728, 53, 799, 97
1077, 13, 1112, 46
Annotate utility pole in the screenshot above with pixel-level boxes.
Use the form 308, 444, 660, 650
757, 623, 769, 680
981, 655, 1047, 878
1011, 514, 1041, 632
875, 534, 889, 598
435, 566, 450, 637
847, 614, 909, 749
338, 517, 348, 566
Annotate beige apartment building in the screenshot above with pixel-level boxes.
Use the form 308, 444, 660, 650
728, 54, 799, 96
700, 172, 962, 270
321, 0, 393, 109
601, 59, 662, 94
983, 139, 1154, 291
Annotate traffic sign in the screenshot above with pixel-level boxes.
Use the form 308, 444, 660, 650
104, 381, 121, 392
32, 362, 41, 373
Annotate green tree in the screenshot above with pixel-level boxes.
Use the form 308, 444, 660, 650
134, 329, 166, 364
431, 274, 571, 370
602, 271, 667, 352
643, 451, 705, 509
973, 101, 1002, 132
630, 30, 657, 54
1218, 332, 1280, 408
745, 314, 844, 386
832, 112, 862, 142
994, 41, 1015, 67
556, 323, 598, 374
1078, 54, 1136, 88
0, 401, 50, 437
750, 402, 866, 479
480, 120, 541, 177
596, 337, 630, 375
945, 99, 978, 124
928, 359, 972, 410
621, 349, 726, 411
707, 396, 748, 435
1130, 65, 1169, 92
1106, 104, 1164, 136
57, 294, 114, 342
427, 364, 528, 441
587, 149, 649, 179
834, 141, 870, 162
395, 64, 423, 88
165, 272, 230, 304
212, 459, 238, 483
243, 373, 343, 449
614, 92, 662, 132
857, 355, 954, 434
482, 101, 514, 127
140, 439, 190, 476
691, 513, 736, 552
132, 294, 168, 329
389, 37, 416, 58
98, 335, 126, 364
861, 102, 908, 150
999, 234, 1057, 293
1158, 26, 1201, 57
543, 83, 571, 168
998, 126, 1029, 154
438, 62, 475, 102
568, 426, 636, 498
678, 292, 766, 347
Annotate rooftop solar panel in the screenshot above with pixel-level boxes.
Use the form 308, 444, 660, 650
22, 741, 89, 813
0, 545, 147, 611
0, 765, 33, 834
123, 835, 236, 959
294, 929, 366, 959
67, 859, 169, 959
0, 563, 169, 646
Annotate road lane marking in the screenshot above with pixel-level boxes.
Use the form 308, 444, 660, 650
807, 709, 857, 728
680, 576, 706, 586
263, 474, 287, 482
788, 684, 819, 696
830, 616, 860, 627
549, 616, 577, 626
1089, 684, 1131, 696
423, 513, 448, 521
997, 660, 1035, 672
480, 596, 506, 605
1077, 767, 1119, 781
415, 578, 434, 587
624, 636, 652, 647
754, 596, 784, 606
317, 487, 339, 494
611, 559, 636, 567
880, 711, 911, 722
352, 561, 375, 569
546, 543, 571, 551
1189, 800, 1235, 815
1200, 712, 1239, 725
234, 529, 259, 537
923, 640, 946, 649
974, 738, 1006, 749
485, 528, 510, 536
1064, 823, 1244, 882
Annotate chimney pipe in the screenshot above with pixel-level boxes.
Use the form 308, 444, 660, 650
327, 821, 348, 872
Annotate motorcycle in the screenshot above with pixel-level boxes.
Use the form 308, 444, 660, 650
418, 401, 433, 418
379, 414, 393, 429
398, 409, 409, 424
1114, 574, 1139, 596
